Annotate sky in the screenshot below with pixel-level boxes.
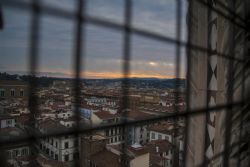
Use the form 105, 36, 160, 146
0, 0, 187, 79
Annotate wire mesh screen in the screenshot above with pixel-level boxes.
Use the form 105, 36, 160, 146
0, 0, 249, 167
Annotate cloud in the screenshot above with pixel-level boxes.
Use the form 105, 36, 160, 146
0, 0, 187, 79
148, 61, 158, 66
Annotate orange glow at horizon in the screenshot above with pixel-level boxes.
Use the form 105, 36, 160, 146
38, 69, 185, 79
81, 71, 177, 79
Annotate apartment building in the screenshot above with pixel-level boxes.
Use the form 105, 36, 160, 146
0, 142, 31, 167
39, 135, 78, 163
0, 80, 28, 101
80, 134, 150, 167
36, 119, 79, 165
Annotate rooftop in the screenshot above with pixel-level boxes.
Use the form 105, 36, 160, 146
122, 110, 155, 120
147, 122, 173, 134
0, 80, 28, 86
94, 110, 119, 120
145, 140, 174, 154
90, 150, 121, 167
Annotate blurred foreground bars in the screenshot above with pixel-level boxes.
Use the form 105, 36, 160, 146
0, 0, 250, 167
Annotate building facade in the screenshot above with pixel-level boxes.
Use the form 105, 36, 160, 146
0, 80, 28, 101
186, 0, 250, 166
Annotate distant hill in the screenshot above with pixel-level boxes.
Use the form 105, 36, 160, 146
0, 72, 186, 89
0, 72, 68, 87
82, 78, 186, 89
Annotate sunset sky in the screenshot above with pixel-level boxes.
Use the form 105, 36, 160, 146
0, 0, 187, 79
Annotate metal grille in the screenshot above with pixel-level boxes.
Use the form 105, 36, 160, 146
0, 0, 249, 167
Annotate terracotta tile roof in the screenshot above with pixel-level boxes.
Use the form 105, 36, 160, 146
144, 140, 174, 167
37, 118, 67, 133
0, 114, 15, 120
36, 154, 69, 167
150, 154, 166, 167
123, 110, 155, 120
16, 114, 30, 124
150, 163, 163, 167
0, 127, 28, 142
14, 155, 37, 162
0, 80, 28, 86
127, 145, 149, 157
147, 122, 174, 134
59, 116, 78, 122
145, 140, 174, 154
148, 122, 184, 137
94, 111, 119, 120
108, 143, 149, 158
90, 150, 121, 167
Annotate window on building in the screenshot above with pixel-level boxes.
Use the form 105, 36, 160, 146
65, 142, 69, 148
21, 148, 28, 155
20, 90, 24, 96
51, 139, 53, 145
105, 129, 109, 136
46, 148, 49, 154
73, 152, 79, 160
55, 141, 58, 148
6, 151, 11, 159
118, 127, 121, 134
55, 154, 58, 160
10, 89, 15, 96
0, 89, 5, 97
64, 154, 69, 162
6, 120, 12, 125
74, 140, 78, 147
151, 133, 155, 140
15, 150, 19, 157
50, 151, 54, 158
158, 134, 162, 140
